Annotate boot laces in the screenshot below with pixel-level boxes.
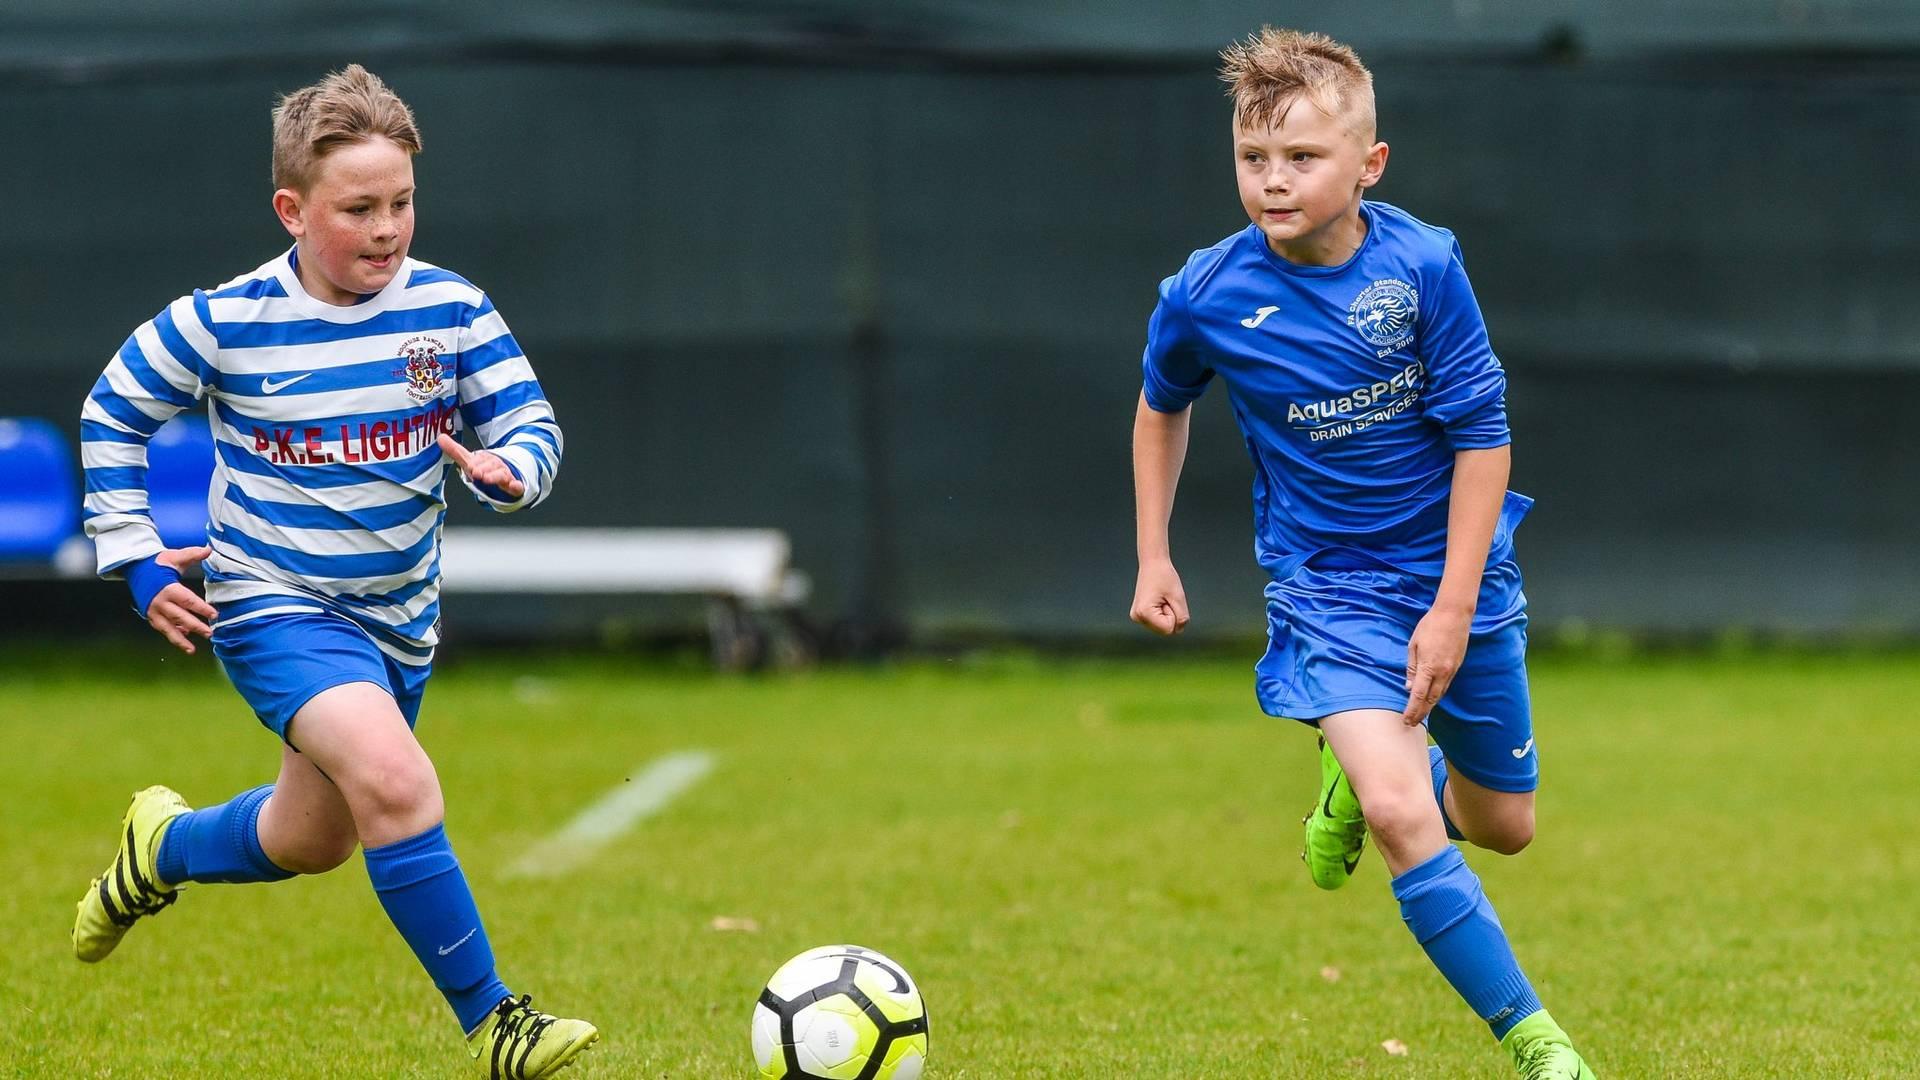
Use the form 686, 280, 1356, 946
488, 995, 557, 1079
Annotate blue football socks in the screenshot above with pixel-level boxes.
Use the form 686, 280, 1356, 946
1428, 745, 1466, 842
363, 823, 511, 1034
1392, 845, 1543, 1040
154, 784, 294, 886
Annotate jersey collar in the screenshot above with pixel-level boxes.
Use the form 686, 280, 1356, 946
273, 246, 413, 322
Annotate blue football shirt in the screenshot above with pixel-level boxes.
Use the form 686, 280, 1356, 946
1142, 200, 1531, 628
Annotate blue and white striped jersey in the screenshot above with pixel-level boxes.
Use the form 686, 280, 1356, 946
81, 248, 563, 664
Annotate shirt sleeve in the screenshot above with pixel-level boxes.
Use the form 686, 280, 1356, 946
1139, 264, 1213, 413
1417, 238, 1511, 450
80, 292, 218, 575
454, 294, 563, 512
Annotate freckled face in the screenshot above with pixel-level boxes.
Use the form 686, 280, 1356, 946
275, 136, 415, 305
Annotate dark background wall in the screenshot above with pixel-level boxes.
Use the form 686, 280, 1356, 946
4, 2, 1916, 639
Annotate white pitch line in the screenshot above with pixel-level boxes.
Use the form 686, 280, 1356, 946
504, 750, 716, 879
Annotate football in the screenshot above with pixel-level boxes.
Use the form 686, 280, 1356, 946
751, 945, 929, 1080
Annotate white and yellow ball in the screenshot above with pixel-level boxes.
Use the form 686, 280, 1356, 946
751, 945, 929, 1080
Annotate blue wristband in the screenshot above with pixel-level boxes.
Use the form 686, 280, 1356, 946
125, 555, 182, 619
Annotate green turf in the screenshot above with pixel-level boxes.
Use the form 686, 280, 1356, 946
6, 648, 1916, 1077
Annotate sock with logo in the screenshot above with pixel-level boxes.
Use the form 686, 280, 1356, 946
1392, 845, 1543, 1040
1428, 746, 1466, 842
362, 823, 511, 1033
153, 785, 296, 886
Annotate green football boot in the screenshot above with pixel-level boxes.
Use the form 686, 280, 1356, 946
467, 994, 600, 1079
1502, 1010, 1598, 1079
73, 785, 191, 963
1301, 736, 1368, 889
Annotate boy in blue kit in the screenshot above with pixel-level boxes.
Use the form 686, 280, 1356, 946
1129, 29, 1596, 1078
71, 65, 597, 1079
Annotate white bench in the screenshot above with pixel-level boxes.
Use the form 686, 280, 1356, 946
438, 526, 811, 667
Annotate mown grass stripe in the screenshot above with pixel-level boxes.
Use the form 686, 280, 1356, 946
504, 750, 715, 879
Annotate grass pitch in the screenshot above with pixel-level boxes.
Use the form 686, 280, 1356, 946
5, 647, 1916, 1077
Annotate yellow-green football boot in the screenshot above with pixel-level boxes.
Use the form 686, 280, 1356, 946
1502, 1010, 1598, 1079
467, 994, 600, 1079
1302, 736, 1368, 889
73, 785, 191, 962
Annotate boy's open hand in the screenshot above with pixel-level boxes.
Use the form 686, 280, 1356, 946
1403, 605, 1471, 725
147, 545, 217, 655
1131, 559, 1191, 636
438, 434, 525, 499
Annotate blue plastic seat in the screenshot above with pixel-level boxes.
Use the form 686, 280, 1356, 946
0, 417, 80, 561
147, 412, 216, 549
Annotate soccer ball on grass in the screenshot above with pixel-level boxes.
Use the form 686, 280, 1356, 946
751, 945, 929, 1080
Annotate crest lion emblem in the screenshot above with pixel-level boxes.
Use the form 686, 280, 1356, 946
1347, 278, 1420, 350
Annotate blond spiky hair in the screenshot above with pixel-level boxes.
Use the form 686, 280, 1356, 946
271, 64, 421, 192
1219, 27, 1375, 138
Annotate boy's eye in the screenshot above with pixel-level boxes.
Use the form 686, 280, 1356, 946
348, 206, 370, 215
1243, 153, 1263, 164
1292, 152, 1315, 163
394, 200, 411, 210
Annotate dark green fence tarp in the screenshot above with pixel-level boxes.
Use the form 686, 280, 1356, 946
4, 6, 1916, 637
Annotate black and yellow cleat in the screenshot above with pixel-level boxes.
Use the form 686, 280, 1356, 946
73, 785, 191, 962
467, 994, 600, 1079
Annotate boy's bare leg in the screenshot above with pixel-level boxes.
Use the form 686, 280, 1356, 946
284, 682, 595, 1076
1310, 720, 1538, 874
1316, 709, 1594, 1077
1444, 770, 1535, 857
1319, 709, 1447, 875
281, 682, 442, 848
256, 742, 361, 874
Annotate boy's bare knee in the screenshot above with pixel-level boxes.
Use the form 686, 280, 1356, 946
1361, 791, 1435, 859
349, 753, 443, 828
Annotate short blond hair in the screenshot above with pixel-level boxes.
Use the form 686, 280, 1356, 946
271, 64, 421, 192
1219, 27, 1375, 139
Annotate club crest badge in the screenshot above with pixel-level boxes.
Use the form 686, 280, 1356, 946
396, 335, 450, 404
1347, 278, 1419, 353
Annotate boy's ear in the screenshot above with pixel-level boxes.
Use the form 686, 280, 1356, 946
1358, 140, 1390, 190
272, 188, 306, 238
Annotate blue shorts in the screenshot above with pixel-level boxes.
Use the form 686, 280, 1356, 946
212, 608, 431, 744
1255, 568, 1537, 793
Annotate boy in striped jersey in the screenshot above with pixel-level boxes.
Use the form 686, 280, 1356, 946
71, 65, 596, 1079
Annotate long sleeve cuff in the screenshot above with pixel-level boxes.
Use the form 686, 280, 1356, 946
462, 445, 544, 512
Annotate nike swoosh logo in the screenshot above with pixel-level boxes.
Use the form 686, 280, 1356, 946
1511, 737, 1535, 759
1241, 305, 1280, 329
436, 927, 478, 956
260, 373, 313, 394
1324, 771, 1363, 875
